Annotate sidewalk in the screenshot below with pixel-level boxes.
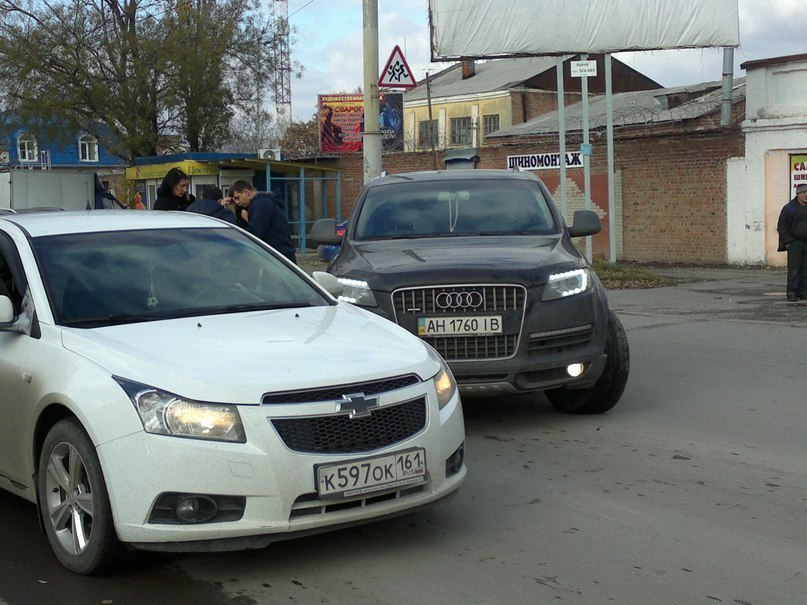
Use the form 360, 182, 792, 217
607, 264, 807, 323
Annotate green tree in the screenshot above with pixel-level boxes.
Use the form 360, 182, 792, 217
0, 0, 276, 159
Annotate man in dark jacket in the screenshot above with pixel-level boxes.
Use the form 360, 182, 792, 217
186, 186, 236, 224
777, 182, 807, 302
227, 179, 297, 263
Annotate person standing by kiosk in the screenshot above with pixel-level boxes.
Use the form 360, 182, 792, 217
777, 183, 807, 302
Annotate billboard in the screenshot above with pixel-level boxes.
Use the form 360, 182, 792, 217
318, 93, 404, 154
429, 0, 740, 60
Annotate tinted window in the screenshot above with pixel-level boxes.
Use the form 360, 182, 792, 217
355, 179, 557, 240
33, 227, 328, 327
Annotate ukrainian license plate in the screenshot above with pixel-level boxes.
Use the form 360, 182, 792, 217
315, 448, 427, 499
418, 315, 503, 337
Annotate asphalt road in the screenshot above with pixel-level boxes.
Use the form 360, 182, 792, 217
1, 266, 805, 604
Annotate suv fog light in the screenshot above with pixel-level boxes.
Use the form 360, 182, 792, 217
176, 495, 218, 523
566, 363, 584, 378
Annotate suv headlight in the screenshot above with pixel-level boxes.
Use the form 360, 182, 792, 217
115, 378, 246, 443
542, 268, 591, 301
336, 277, 378, 307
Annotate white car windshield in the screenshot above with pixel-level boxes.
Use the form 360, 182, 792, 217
33, 227, 328, 327
354, 179, 558, 240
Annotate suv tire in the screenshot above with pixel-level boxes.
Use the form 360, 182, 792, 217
546, 311, 630, 414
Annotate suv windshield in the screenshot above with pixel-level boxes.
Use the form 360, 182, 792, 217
34, 227, 327, 327
354, 178, 558, 240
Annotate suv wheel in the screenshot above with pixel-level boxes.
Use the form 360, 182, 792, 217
546, 311, 630, 414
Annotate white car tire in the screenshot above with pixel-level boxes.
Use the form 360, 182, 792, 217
37, 418, 122, 575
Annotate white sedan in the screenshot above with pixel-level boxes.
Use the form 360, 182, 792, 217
0, 211, 466, 574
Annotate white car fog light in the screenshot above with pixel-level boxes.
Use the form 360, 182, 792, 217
567, 363, 585, 378
176, 496, 218, 523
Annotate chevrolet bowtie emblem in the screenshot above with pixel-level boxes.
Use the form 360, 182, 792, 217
339, 392, 379, 419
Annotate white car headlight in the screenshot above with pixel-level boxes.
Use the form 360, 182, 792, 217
542, 268, 591, 301
336, 277, 378, 307
115, 378, 246, 443
424, 346, 457, 409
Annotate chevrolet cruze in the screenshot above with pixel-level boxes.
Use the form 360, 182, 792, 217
0, 210, 465, 574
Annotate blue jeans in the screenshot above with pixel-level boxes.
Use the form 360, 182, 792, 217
786, 239, 807, 296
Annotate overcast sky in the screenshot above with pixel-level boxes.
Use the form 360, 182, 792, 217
285, 0, 804, 121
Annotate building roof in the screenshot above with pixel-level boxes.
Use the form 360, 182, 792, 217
740, 53, 807, 71
487, 78, 745, 138
404, 56, 564, 102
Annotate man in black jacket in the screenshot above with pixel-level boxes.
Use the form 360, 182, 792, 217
227, 179, 297, 263
777, 182, 807, 301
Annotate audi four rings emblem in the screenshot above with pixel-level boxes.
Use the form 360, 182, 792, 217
435, 291, 484, 309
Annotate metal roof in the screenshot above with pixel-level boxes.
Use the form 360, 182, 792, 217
487, 78, 746, 138
404, 56, 565, 102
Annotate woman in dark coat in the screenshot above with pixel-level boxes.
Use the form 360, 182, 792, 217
154, 167, 195, 211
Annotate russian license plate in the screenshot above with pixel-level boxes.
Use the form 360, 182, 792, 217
418, 315, 503, 337
315, 448, 427, 499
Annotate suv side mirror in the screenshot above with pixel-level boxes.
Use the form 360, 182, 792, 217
568, 210, 602, 238
309, 218, 342, 247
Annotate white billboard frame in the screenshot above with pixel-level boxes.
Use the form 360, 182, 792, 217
428, 0, 739, 61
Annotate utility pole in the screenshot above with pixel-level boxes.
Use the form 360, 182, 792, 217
362, 0, 381, 183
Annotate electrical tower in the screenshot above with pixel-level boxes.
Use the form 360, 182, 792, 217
271, 0, 292, 137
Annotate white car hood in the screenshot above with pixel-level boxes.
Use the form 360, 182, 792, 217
61, 303, 435, 404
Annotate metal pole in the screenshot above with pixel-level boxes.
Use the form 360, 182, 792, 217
606, 53, 616, 263
426, 72, 438, 170
720, 47, 735, 126
362, 0, 381, 183
581, 53, 592, 263
556, 57, 567, 218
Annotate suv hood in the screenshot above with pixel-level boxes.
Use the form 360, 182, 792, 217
343, 237, 580, 288
61, 304, 435, 404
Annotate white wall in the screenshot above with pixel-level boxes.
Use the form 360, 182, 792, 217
739, 57, 807, 266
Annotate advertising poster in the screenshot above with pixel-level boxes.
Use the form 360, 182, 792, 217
318, 93, 403, 153
790, 153, 807, 196
319, 94, 363, 153
379, 92, 403, 152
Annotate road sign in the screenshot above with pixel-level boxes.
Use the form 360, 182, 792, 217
379, 45, 417, 89
571, 60, 597, 77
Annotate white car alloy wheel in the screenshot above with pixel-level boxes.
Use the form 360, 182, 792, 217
38, 419, 121, 574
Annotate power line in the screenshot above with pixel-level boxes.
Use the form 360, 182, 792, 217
289, 0, 316, 19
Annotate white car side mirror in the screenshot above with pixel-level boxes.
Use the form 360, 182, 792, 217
0, 295, 14, 323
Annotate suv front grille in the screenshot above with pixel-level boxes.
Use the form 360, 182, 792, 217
271, 397, 427, 454
392, 285, 526, 361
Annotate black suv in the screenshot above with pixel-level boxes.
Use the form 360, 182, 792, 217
311, 169, 629, 414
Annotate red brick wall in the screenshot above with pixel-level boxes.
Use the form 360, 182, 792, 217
320, 122, 744, 263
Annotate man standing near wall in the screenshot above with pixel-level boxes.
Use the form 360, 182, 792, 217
777, 183, 807, 302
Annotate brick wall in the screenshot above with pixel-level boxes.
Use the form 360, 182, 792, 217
321, 119, 745, 264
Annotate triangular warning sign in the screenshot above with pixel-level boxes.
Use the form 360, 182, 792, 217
379, 45, 417, 89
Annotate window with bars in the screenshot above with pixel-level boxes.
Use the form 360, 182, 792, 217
450, 117, 473, 146
417, 120, 438, 148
